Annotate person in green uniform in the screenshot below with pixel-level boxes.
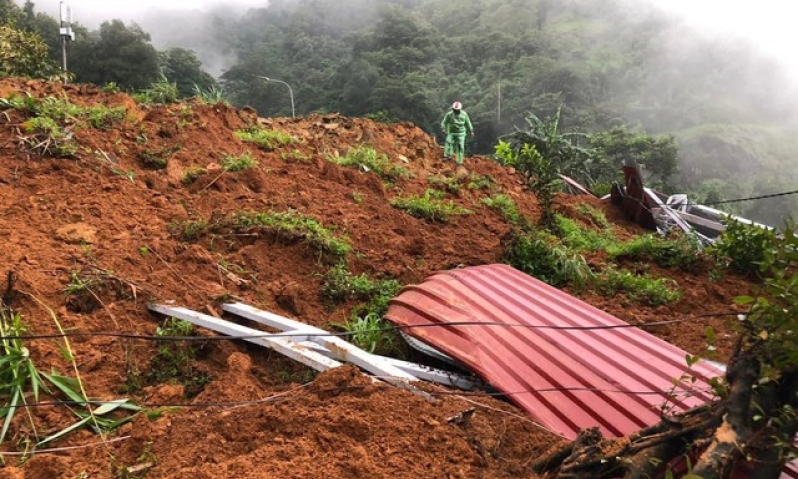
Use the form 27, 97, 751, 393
441, 101, 474, 164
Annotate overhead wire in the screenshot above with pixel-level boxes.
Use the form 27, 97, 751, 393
0, 311, 744, 342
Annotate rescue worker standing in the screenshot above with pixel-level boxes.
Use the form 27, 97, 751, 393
441, 101, 474, 164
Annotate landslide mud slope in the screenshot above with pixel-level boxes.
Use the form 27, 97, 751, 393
0, 79, 753, 478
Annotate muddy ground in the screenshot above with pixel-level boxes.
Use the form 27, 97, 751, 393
0, 78, 756, 478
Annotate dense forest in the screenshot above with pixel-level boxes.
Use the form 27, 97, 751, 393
2, 0, 798, 225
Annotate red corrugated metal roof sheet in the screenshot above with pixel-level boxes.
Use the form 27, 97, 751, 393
386, 263, 722, 439
386, 264, 798, 478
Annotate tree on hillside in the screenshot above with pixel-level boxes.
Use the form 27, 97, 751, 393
590, 126, 678, 191
159, 48, 218, 98
0, 23, 57, 78
69, 20, 159, 90
0, 0, 21, 25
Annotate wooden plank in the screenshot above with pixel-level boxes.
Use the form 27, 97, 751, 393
222, 302, 418, 386
149, 304, 343, 372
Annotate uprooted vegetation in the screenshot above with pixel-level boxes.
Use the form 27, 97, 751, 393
0, 78, 765, 478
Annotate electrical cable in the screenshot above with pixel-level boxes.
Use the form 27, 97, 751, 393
0, 436, 131, 456
0, 311, 744, 342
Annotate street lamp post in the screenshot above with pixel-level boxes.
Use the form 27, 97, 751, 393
257, 76, 295, 118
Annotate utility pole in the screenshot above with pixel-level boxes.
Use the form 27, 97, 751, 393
497, 81, 502, 124
59, 2, 74, 83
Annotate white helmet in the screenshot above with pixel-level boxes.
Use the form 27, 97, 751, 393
452, 101, 462, 110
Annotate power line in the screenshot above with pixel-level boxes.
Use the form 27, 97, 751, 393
699, 188, 798, 207
0, 311, 742, 342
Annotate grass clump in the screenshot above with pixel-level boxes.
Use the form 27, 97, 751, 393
233, 210, 351, 260
427, 174, 461, 193
333, 313, 398, 355
193, 84, 229, 105
482, 194, 523, 226
182, 165, 207, 184
467, 174, 497, 190
503, 229, 593, 288
555, 214, 614, 252
235, 127, 297, 151
597, 268, 681, 305
139, 145, 181, 169
222, 151, 258, 172
133, 75, 180, 104
169, 219, 208, 241
22, 116, 78, 157
391, 189, 473, 222
323, 263, 401, 311
0, 307, 139, 447
328, 145, 410, 181
608, 233, 700, 270
140, 318, 211, 398
575, 203, 610, 228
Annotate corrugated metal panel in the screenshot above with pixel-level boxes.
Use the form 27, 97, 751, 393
386, 263, 722, 439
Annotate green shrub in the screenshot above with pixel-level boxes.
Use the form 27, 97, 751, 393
575, 204, 610, 228
503, 229, 593, 288
608, 233, 700, 270
140, 145, 182, 169
482, 194, 523, 225
333, 313, 399, 356
143, 318, 211, 398
235, 127, 297, 151
467, 174, 497, 190
708, 220, 776, 276
391, 189, 473, 222
133, 75, 180, 104
233, 210, 351, 259
555, 214, 614, 252
597, 268, 681, 305
328, 145, 410, 181
222, 151, 258, 172
182, 166, 207, 184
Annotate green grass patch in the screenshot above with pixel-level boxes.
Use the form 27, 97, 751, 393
608, 234, 700, 270
503, 229, 593, 288
427, 174, 461, 193
169, 219, 208, 241
235, 127, 298, 151
482, 194, 523, 226
182, 165, 207, 184
133, 75, 180, 104
233, 210, 351, 260
222, 151, 258, 172
467, 174, 497, 190
597, 268, 681, 305
138, 318, 211, 398
391, 189, 473, 222
328, 145, 410, 181
555, 214, 615, 252
575, 204, 610, 228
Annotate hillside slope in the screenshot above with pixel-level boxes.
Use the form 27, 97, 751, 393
0, 79, 755, 478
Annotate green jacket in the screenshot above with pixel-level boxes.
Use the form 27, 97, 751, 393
441, 110, 473, 135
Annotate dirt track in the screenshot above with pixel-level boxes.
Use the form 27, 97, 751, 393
0, 78, 755, 478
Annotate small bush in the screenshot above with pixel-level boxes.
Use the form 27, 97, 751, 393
328, 145, 410, 181
333, 313, 399, 356
233, 210, 351, 259
222, 151, 258, 172
503, 229, 593, 288
323, 263, 401, 312
608, 233, 700, 270
182, 166, 207, 184
170, 219, 208, 241
482, 194, 523, 225
427, 174, 461, 193
597, 268, 681, 305
391, 189, 473, 222
193, 84, 229, 105
467, 174, 496, 190
235, 127, 297, 151
140, 145, 182, 169
555, 215, 614, 252
143, 318, 211, 398
134, 75, 180, 104
708, 220, 776, 276
575, 204, 610, 228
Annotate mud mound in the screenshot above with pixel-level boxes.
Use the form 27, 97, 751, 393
0, 78, 754, 478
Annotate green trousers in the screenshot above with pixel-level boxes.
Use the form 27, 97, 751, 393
444, 132, 466, 164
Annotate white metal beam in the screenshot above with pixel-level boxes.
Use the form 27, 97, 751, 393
149, 304, 342, 372
222, 302, 419, 387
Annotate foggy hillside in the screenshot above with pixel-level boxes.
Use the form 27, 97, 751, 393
9, 0, 798, 225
